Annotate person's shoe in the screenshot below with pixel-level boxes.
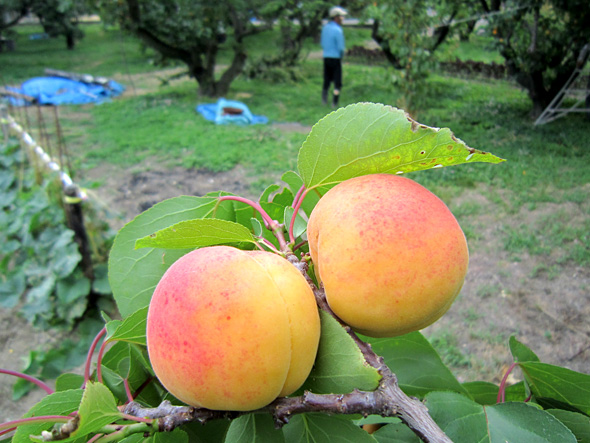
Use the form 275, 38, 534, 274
322, 90, 328, 105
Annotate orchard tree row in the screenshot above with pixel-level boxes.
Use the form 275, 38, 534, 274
2, 104, 590, 442
2, 0, 588, 115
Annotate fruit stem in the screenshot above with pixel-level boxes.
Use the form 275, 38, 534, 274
0, 368, 54, 395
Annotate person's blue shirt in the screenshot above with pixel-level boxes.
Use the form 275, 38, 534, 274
321, 20, 345, 59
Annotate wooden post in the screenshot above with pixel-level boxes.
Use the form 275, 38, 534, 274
0, 104, 8, 144
63, 184, 94, 283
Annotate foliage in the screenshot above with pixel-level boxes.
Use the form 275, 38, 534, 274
0, 0, 89, 48
30, 0, 91, 50
0, 140, 113, 398
1, 104, 589, 441
97, 0, 278, 97
485, 0, 590, 116
366, 0, 456, 114
0, 0, 30, 37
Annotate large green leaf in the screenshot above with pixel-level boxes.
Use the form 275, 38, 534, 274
67, 382, 121, 441
365, 332, 468, 398
426, 392, 577, 443
509, 336, 540, 363
108, 196, 220, 318
106, 306, 148, 346
224, 413, 285, 443
547, 409, 590, 443
373, 421, 421, 442
519, 361, 590, 415
282, 414, 377, 442
301, 311, 380, 394
297, 103, 504, 189
135, 218, 257, 250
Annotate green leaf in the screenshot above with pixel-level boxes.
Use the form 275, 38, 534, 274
297, 103, 505, 190
282, 414, 377, 442
519, 361, 590, 415
225, 413, 285, 443
462, 381, 526, 405
426, 392, 577, 443
373, 422, 420, 442
509, 335, 540, 363
108, 196, 220, 318
365, 332, 468, 398
69, 382, 121, 440
55, 373, 85, 392
281, 171, 322, 216
301, 311, 380, 394
284, 207, 307, 240
100, 341, 158, 405
106, 306, 148, 346
183, 420, 232, 443
135, 218, 257, 250
12, 389, 84, 443
153, 428, 188, 442
547, 409, 590, 443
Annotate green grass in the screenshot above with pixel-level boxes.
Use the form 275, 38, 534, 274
1, 24, 165, 84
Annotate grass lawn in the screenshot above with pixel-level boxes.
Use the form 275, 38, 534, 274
3, 22, 590, 382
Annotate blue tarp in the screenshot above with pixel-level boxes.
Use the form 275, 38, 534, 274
196, 98, 268, 125
7, 76, 125, 106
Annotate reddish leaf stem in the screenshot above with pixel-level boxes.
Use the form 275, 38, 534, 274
217, 195, 274, 229
123, 379, 134, 404
0, 415, 71, 432
83, 327, 107, 388
497, 361, 518, 404
119, 414, 153, 424
0, 427, 16, 437
289, 186, 308, 244
0, 368, 54, 395
96, 338, 111, 384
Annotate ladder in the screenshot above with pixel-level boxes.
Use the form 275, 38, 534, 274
534, 43, 590, 126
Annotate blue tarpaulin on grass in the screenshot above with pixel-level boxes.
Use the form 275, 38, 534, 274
7, 76, 125, 106
196, 98, 268, 125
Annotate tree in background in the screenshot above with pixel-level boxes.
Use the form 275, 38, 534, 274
0, 0, 31, 39
31, 0, 89, 50
99, 0, 273, 97
487, 0, 590, 117
0, 0, 88, 49
367, 0, 457, 115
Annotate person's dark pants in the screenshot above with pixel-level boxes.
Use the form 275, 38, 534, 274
323, 57, 342, 106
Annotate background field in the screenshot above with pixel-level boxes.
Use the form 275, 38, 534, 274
1, 22, 589, 413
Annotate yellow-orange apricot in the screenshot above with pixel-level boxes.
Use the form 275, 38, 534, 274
146, 246, 320, 411
307, 174, 468, 337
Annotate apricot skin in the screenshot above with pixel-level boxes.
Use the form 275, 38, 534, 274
146, 246, 320, 411
307, 174, 469, 338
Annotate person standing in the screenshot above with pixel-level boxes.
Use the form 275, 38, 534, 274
321, 6, 347, 107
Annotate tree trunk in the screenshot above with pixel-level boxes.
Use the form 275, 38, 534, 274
66, 31, 75, 50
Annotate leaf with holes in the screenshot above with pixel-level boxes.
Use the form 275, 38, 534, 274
297, 103, 505, 189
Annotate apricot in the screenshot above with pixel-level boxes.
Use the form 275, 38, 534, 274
146, 246, 320, 411
307, 174, 468, 338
